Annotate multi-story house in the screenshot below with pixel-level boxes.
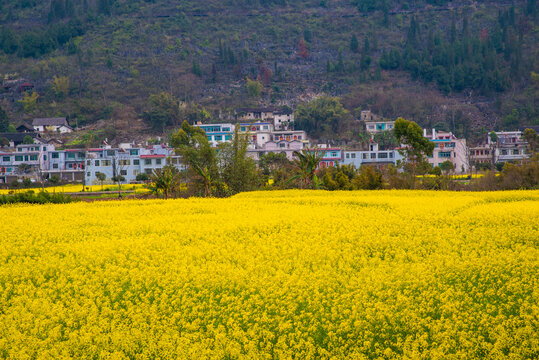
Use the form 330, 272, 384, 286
273, 109, 294, 130
247, 140, 304, 161
469, 144, 493, 168
194, 123, 235, 147
488, 131, 529, 163
85, 144, 183, 185
423, 129, 469, 173
342, 142, 403, 168
236, 107, 295, 131
318, 147, 343, 168
360, 110, 395, 134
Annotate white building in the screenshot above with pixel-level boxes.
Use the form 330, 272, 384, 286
32, 117, 73, 133
342, 142, 403, 168
488, 131, 529, 163
424, 129, 469, 173
194, 123, 235, 147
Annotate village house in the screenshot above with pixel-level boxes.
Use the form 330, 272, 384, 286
194, 123, 235, 147
236, 107, 295, 131
423, 129, 469, 173
342, 142, 403, 168
32, 117, 73, 133
489, 131, 529, 163
85, 144, 184, 186
469, 144, 493, 167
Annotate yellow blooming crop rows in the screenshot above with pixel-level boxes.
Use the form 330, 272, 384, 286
0, 184, 149, 195
0, 190, 538, 359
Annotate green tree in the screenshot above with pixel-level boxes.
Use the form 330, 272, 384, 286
246, 77, 263, 98
150, 165, 182, 199
522, 128, 538, 154
288, 148, 325, 189
0, 105, 9, 133
136, 173, 149, 182
19, 92, 39, 114
143, 92, 180, 131
294, 96, 349, 138
439, 160, 455, 174
353, 165, 383, 190
95, 172, 106, 191
23, 135, 34, 144
350, 34, 359, 53
171, 121, 219, 197
394, 117, 434, 175
219, 128, 260, 194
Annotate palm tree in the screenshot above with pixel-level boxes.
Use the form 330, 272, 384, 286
288, 148, 325, 189
150, 165, 182, 199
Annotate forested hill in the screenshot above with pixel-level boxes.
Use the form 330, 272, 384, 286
0, 0, 537, 143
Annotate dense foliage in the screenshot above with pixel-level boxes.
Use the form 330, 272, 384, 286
0, 0, 537, 135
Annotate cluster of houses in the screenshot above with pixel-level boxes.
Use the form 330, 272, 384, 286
0, 109, 535, 185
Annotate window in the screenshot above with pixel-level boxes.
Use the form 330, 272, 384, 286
351, 153, 356, 158
501, 150, 508, 155
87, 160, 92, 166
53, 164, 58, 169
87, 172, 91, 177
439, 152, 451, 158
43, 146, 47, 151
30, 155, 38, 161
52, 152, 59, 159
512, 149, 519, 155
133, 159, 140, 165
24, 156, 29, 161
331, 151, 337, 157
43, 155, 47, 161
207, 136, 212, 141
368, 125, 375, 130
225, 135, 232, 141
78, 152, 85, 158
145, 169, 153, 175
67, 153, 75, 159
95, 160, 100, 166
133, 170, 139, 175
223, 127, 230, 132
107, 150, 115, 156
362, 153, 367, 159
119, 160, 130, 166
389, 152, 393, 158
130, 149, 139, 156
2, 156, 10, 162
102, 160, 111, 166
156, 159, 162, 165
17, 148, 22, 152
215, 135, 223, 141
370, 153, 376, 159
379, 152, 388, 159
346, 153, 350, 159
263, 126, 268, 130
144, 159, 152, 165
68, 163, 73, 169
120, 170, 127, 176
279, 143, 286, 148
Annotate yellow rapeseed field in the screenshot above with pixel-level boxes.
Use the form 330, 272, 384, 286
0, 183, 148, 195
0, 190, 538, 359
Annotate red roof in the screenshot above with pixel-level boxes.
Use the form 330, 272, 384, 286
140, 154, 166, 158
88, 148, 103, 152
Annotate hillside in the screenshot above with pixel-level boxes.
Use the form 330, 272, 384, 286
0, 0, 538, 145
